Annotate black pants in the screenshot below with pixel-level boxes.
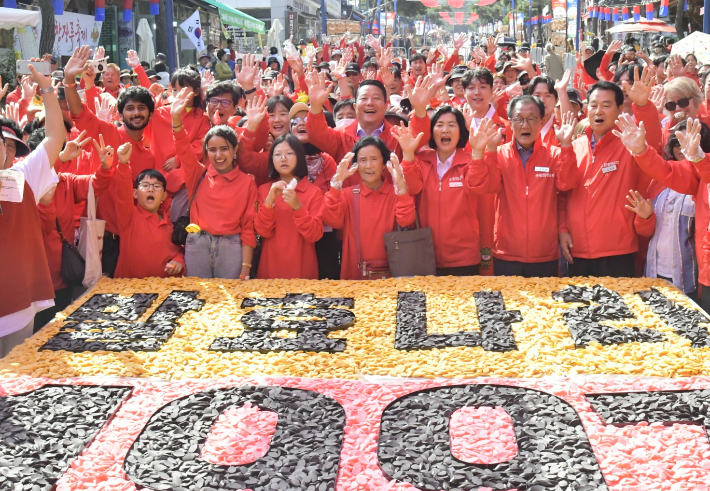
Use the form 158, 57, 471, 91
494, 258, 559, 278
567, 253, 636, 278
436, 264, 479, 277
316, 230, 341, 280
34, 287, 73, 333
700, 287, 710, 314
102, 233, 120, 278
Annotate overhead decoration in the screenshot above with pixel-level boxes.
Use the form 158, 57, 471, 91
476, 0, 498, 6
633, 5, 641, 21
660, 0, 669, 16
123, 0, 133, 22
420, 0, 438, 8
646, 2, 654, 20
447, 0, 464, 8
95, 0, 105, 21
613, 8, 619, 21
454, 11, 464, 23
467, 11, 479, 23
52, 0, 63, 15
622, 6, 629, 19
439, 12, 454, 24
3, 0, 16, 8
149, 0, 159, 15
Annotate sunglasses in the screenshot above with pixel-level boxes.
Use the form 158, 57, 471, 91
664, 98, 691, 111
291, 116, 308, 125
519, 77, 530, 85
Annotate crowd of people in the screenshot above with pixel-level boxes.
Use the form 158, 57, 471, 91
2, 31, 710, 356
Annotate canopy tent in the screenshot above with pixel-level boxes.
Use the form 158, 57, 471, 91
671, 31, 710, 65
202, 0, 265, 34
606, 19, 676, 34
0, 7, 40, 30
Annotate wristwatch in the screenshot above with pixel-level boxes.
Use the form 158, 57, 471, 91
39, 86, 55, 95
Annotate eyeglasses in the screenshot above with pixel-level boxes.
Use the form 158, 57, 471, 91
511, 116, 540, 126
138, 182, 165, 191
291, 116, 308, 126
665, 98, 691, 111
274, 152, 295, 161
208, 98, 233, 107
519, 77, 531, 85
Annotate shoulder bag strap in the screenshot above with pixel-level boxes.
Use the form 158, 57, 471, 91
184, 169, 207, 219
352, 185, 363, 275
87, 180, 97, 220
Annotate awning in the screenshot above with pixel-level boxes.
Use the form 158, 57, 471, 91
606, 19, 676, 34
0, 7, 40, 30
202, 0, 265, 34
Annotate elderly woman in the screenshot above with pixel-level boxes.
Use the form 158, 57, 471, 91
661, 76, 710, 148
215, 49, 233, 81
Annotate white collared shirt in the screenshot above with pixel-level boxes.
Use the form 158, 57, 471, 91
471, 105, 497, 131
540, 115, 555, 140
436, 150, 456, 180
356, 123, 385, 138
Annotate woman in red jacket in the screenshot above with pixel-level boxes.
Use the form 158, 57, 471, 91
322, 136, 415, 280
171, 88, 257, 280
255, 134, 324, 279
395, 106, 498, 276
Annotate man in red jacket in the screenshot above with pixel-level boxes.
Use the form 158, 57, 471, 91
560, 77, 661, 277
469, 95, 579, 277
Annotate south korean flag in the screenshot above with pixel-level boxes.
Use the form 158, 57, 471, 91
180, 9, 206, 54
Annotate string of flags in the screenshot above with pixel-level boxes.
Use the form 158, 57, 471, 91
587, 0, 682, 22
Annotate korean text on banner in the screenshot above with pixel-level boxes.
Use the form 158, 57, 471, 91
53, 12, 102, 57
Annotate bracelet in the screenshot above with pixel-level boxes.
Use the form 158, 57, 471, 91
244, 87, 257, 95
262, 201, 274, 208
239, 274, 250, 280
39, 86, 55, 95
242, 263, 252, 268
172, 124, 183, 129
64, 81, 77, 88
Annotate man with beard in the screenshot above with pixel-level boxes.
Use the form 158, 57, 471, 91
63, 45, 156, 277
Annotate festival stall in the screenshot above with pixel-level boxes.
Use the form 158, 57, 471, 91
2, 275, 710, 489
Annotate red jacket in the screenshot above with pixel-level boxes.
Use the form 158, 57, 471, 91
402, 148, 490, 268
470, 139, 579, 262
305, 110, 431, 165
322, 180, 416, 280
254, 179, 324, 279
112, 163, 185, 279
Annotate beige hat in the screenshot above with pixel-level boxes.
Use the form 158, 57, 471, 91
289, 102, 309, 119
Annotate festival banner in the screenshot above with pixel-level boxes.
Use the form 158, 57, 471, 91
53, 11, 102, 57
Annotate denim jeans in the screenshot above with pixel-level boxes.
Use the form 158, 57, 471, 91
185, 232, 242, 279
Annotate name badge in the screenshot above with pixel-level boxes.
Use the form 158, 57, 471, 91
449, 181, 463, 188
535, 166, 550, 173
602, 163, 618, 174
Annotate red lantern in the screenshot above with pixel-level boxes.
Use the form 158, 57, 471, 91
123, 0, 133, 22
455, 11, 464, 24
95, 0, 105, 21
150, 0, 159, 15
439, 12, 454, 24
447, 0, 464, 8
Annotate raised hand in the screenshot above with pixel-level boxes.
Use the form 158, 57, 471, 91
505, 82, 523, 98
379, 67, 394, 91
331, 58, 347, 79
117, 142, 133, 165
669, 54, 686, 77
606, 40, 623, 57
125, 49, 140, 68
391, 122, 424, 160
201, 70, 215, 91
409, 75, 433, 116
93, 46, 106, 60
0, 76, 8, 101
377, 47, 393, 69
612, 113, 647, 155
171, 86, 194, 120
427, 62, 449, 95
453, 32, 466, 51
245, 94, 268, 132
235, 53, 259, 90
386, 154, 408, 196
624, 65, 654, 107
436, 44, 449, 59
63, 45, 92, 82
305, 70, 331, 112
93, 135, 114, 169
624, 189, 653, 219
330, 152, 358, 190
366, 34, 382, 52
20, 76, 36, 102
289, 55, 305, 77
59, 130, 91, 162
554, 111, 577, 147
650, 85, 666, 114
95, 95, 117, 122
1, 102, 19, 123
461, 104, 474, 127
272, 73, 287, 95
28, 60, 52, 91
469, 118, 500, 156
512, 52, 533, 75
305, 45, 317, 65
486, 37, 496, 57
554, 69, 572, 93
677, 117, 705, 162
149, 82, 164, 99
265, 181, 286, 206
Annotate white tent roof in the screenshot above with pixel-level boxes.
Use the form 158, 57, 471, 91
0, 7, 40, 30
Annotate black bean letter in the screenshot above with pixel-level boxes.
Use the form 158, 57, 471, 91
210, 293, 355, 352
637, 288, 710, 347
378, 384, 608, 490
0, 384, 132, 490
41, 291, 204, 352
124, 385, 346, 490
395, 291, 521, 351
553, 285, 665, 348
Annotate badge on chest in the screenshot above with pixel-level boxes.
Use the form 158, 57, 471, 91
601, 161, 619, 174
449, 175, 464, 188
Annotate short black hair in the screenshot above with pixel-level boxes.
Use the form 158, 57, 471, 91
268, 134, 308, 180
529, 75, 558, 101
216, 49, 226, 60
117, 86, 155, 114
206, 81, 245, 104
508, 95, 545, 119
653, 55, 668, 68
613, 62, 643, 85
410, 53, 427, 64
154, 62, 167, 73
362, 60, 378, 71
429, 106, 469, 149
26, 127, 45, 151
204, 124, 239, 156
266, 95, 294, 114
170, 67, 203, 109
356, 79, 387, 101
352, 136, 391, 166
461, 68, 493, 89
333, 98, 355, 118
0, 117, 22, 139
135, 169, 167, 190
588, 80, 624, 106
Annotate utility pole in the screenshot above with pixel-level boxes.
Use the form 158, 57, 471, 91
166, 0, 177, 72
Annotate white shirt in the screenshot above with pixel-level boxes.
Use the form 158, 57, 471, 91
655, 190, 683, 278
0, 145, 57, 335
436, 150, 456, 180
471, 105, 496, 131
540, 115, 555, 140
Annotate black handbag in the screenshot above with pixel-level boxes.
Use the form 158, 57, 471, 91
384, 214, 437, 277
172, 170, 206, 246
56, 219, 86, 286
